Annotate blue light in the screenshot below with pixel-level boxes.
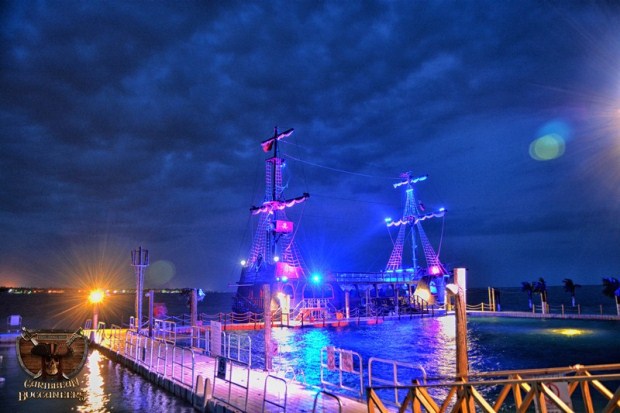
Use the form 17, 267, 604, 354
281, 276, 288, 282
384, 217, 392, 223
311, 273, 321, 284
439, 207, 446, 212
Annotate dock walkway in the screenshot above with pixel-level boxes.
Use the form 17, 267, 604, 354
92, 328, 368, 413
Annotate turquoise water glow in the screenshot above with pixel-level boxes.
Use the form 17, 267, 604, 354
239, 316, 620, 388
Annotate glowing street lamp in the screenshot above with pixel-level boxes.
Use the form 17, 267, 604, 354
88, 289, 104, 328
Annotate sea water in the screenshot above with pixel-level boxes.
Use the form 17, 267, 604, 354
0, 340, 195, 412
1, 287, 619, 412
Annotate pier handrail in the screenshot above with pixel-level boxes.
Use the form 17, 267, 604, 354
368, 357, 427, 408
263, 374, 288, 412
171, 346, 196, 389
212, 356, 251, 412
154, 340, 170, 377
154, 318, 177, 344
222, 332, 252, 367
312, 390, 343, 413
109, 324, 123, 352
320, 346, 364, 399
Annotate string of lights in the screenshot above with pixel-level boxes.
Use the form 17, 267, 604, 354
282, 151, 398, 180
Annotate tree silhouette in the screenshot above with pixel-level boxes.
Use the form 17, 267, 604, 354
521, 281, 533, 310
602, 277, 620, 316
562, 278, 581, 307
532, 277, 548, 313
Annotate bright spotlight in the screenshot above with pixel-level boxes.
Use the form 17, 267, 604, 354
240, 260, 247, 266
311, 273, 321, 284
88, 289, 105, 304
273, 256, 280, 262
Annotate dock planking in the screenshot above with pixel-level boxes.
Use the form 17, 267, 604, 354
92, 328, 369, 413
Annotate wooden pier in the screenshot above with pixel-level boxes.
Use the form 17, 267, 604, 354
91, 327, 368, 413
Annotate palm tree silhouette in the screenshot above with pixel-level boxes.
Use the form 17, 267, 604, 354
521, 281, 533, 310
602, 277, 620, 316
532, 277, 548, 313
562, 278, 581, 307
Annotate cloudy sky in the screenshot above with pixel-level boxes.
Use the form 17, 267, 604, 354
1, 1, 619, 292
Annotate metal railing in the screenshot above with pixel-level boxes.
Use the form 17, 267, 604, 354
368, 357, 427, 408
153, 319, 177, 344
312, 390, 343, 413
212, 356, 250, 412
320, 346, 364, 399
171, 346, 196, 388
334, 271, 418, 283
222, 332, 252, 367
263, 374, 288, 412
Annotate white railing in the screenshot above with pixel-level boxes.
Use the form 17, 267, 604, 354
171, 346, 196, 388
320, 346, 364, 399
222, 332, 252, 367
368, 357, 427, 407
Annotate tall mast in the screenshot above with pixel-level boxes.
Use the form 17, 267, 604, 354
385, 171, 446, 277
242, 127, 309, 281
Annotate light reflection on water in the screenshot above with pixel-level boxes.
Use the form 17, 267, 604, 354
3, 316, 619, 412
77, 350, 107, 412
0, 344, 194, 413
245, 316, 620, 386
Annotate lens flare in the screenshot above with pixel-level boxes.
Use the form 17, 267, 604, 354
529, 133, 566, 161
148, 260, 176, 286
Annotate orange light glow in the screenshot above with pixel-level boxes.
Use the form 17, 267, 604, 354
88, 289, 105, 304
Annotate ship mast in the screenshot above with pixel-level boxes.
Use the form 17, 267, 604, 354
243, 127, 309, 282
385, 171, 446, 278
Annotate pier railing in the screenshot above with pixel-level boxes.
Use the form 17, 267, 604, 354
367, 363, 620, 412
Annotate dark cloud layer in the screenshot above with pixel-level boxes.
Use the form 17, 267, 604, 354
1, 1, 619, 291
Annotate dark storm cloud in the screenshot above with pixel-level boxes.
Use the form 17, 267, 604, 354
1, 1, 619, 290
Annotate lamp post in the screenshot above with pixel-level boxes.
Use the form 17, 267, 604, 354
88, 289, 104, 338
131, 247, 149, 331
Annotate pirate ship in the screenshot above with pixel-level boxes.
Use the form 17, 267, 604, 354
231, 128, 449, 318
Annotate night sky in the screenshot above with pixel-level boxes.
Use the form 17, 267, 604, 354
1, 1, 619, 292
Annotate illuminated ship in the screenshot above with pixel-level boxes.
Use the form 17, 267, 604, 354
232, 130, 449, 318
232, 127, 343, 317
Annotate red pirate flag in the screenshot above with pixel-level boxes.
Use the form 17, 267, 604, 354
261, 128, 294, 152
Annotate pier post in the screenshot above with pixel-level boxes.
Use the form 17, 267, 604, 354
190, 288, 198, 327
148, 290, 154, 338
263, 283, 272, 371
394, 284, 399, 317
451, 268, 468, 381
345, 290, 350, 319
131, 247, 149, 332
